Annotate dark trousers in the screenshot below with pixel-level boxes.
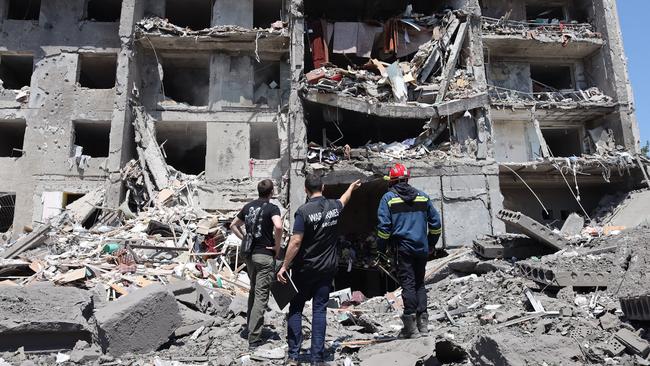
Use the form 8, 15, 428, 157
287, 273, 332, 362
396, 251, 428, 315
245, 254, 275, 344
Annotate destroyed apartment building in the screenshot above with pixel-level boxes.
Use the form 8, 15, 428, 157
0, 0, 649, 365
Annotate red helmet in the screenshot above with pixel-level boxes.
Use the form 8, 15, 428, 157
388, 163, 410, 181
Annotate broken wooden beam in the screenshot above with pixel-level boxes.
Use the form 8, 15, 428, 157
435, 21, 469, 104
0, 224, 51, 259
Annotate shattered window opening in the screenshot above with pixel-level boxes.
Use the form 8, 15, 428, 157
85, 0, 122, 22
530, 64, 574, 92
7, 0, 40, 20
161, 56, 210, 107
525, 5, 566, 22
250, 124, 281, 160
72, 120, 111, 158
78, 54, 118, 89
0, 119, 26, 157
543, 128, 582, 157
165, 0, 213, 31
0, 55, 34, 90
155, 122, 206, 175
254, 0, 283, 29
0, 193, 15, 232
253, 61, 282, 108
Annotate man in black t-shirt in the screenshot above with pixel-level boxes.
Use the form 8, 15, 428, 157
230, 179, 282, 348
277, 174, 360, 365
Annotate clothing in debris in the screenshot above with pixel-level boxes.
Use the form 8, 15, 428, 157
292, 196, 344, 277
376, 182, 442, 256
308, 20, 329, 68
236, 199, 281, 257
331, 22, 382, 58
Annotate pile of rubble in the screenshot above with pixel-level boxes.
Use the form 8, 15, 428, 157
489, 85, 616, 109
302, 10, 481, 106
137, 17, 287, 36
482, 16, 602, 43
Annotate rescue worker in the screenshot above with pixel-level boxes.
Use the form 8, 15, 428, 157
277, 174, 361, 365
376, 163, 442, 338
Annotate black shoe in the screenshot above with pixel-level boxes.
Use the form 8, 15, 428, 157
248, 340, 265, 350
399, 314, 419, 339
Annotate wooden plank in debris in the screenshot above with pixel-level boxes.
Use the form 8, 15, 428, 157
435, 21, 469, 104
54, 268, 87, 284
0, 224, 51, 259
524, 288, 546, 313
419, 15, 459, 83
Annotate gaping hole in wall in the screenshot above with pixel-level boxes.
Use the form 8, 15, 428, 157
0, 193, 16, 232
0, 55, 33, 90
542, 128, 582, 157
156, 122, 206, 175
304, 0, 438, 22
0, 120, 26, 157
85, 0, 122, 22
304, 102, 432, 148
526, 5, 566, 22
254, 61, 281, 108
254, 0, 282, 28
161, 56, 210, 107
73, 120, 111, 158
500, 182, 621, 229
7, 0, 40, 20
165, 0, 212, 30
530, 65, 573, 91
250, 124, 281, 160
322, 179, 398, 296
78, 54, 118, 89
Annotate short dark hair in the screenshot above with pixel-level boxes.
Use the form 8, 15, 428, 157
257, 179, 274, 198
304, 174, 323, 194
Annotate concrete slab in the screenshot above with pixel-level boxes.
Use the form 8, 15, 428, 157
0, 283, 95, 352
607, 190, 650, 229
95, 284, 181, 356
561, 213, 585, 237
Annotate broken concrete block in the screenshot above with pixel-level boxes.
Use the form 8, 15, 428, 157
619, 294, 650, 321
497, 210, 568, 251
560, 213, 585, 237
360, 351, 419, 366
0, 283, 95, 352
614, 328, 650, 357
228, 294, 248, 317
95, 284, 181, 356
470, 332, 582, 366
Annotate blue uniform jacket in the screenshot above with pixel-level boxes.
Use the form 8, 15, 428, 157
376, 184, 442, 256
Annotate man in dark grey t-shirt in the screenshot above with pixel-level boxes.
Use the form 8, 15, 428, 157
231, 179, 282, 349
277, 174, 360, 365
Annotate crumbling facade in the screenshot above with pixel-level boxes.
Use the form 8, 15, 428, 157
0, 0, 641, 255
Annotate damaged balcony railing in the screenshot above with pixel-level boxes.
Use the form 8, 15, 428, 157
488, 85, 614, 105
481, 16, 601, 40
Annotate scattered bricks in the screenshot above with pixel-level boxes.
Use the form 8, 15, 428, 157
614, 328, 650, 357
619, 294, 650, 321
497, 210, 568, 251
0, 283, 95, 352
560, 213, 585, 237
95, 284, 181, 356
473, 239, 503, 259
515, 262, 612, 288
601, 338, 626, 357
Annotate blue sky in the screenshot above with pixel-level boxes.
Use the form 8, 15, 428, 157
618, 1, 649, 147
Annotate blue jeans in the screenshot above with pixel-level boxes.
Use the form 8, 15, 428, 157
287, 274, 332, 363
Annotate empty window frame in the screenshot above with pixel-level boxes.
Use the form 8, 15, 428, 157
250, 123, 280, 160
72, 120, 111, 158
156, 122, 207, 175
542, 128, 582, 157
78, 54, 118, 89
530, 64, 573, 92
85, 0, 122, 22
0, 193, 15, 232
254, 0, 282, 28
161, 56, 210, 106
7, 0, 40, 20
165, 0, 212, 30
0, 119, 26, 157
0, 55, 34, 90
254, 61, 281, 107
526, 5, 566, 22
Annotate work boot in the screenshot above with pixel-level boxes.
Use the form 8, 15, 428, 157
398, 314, 419, 339
416, 312, 429, 335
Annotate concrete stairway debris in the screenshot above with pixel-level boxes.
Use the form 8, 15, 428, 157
497, 209, 568, 251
